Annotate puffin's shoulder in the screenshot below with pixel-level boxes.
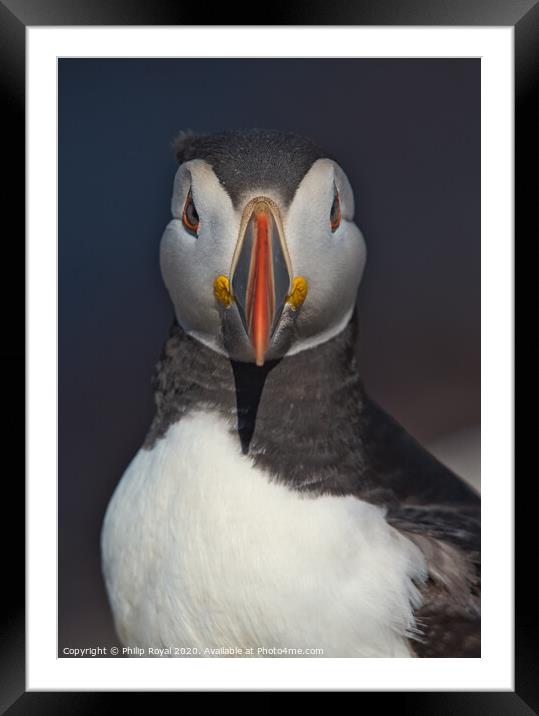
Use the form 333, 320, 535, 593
360, 397, 479, 509
359, 396, 480, 556
358, 398, 481, 657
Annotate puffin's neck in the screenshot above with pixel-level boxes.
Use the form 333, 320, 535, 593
145, 315, 368, 494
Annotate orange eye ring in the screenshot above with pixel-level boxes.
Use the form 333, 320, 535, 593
182, 190, 200, 236
330, 190, 341, 233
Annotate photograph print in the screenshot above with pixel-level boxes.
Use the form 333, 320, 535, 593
59, 58, 480, 659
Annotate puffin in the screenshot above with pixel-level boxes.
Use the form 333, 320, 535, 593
101, 129, 480, 658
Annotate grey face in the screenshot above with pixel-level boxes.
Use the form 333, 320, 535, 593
160, 130, 367, 364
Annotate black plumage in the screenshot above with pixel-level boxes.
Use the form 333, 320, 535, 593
145, 316, 480, 657
175, 129, 327, 207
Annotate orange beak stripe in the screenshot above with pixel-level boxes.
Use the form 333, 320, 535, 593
246, 210, 275, 366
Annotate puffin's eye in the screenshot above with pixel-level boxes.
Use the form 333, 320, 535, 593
330, 188, 341, 233
182, 190, 199, 236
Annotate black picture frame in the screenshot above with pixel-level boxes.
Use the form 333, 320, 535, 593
3, 0, 527, 709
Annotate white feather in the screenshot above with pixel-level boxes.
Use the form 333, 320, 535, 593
102, 410, 427, 658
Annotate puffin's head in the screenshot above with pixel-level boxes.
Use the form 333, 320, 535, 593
160, 130, 366, 365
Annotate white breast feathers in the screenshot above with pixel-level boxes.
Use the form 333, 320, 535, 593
101, 410, 427, 657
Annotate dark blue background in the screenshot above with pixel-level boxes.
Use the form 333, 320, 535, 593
59, 58, 480, 652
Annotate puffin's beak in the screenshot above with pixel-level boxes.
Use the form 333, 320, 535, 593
231, 198, 292, 366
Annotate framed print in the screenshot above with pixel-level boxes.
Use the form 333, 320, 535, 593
2, 0, 529, 708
